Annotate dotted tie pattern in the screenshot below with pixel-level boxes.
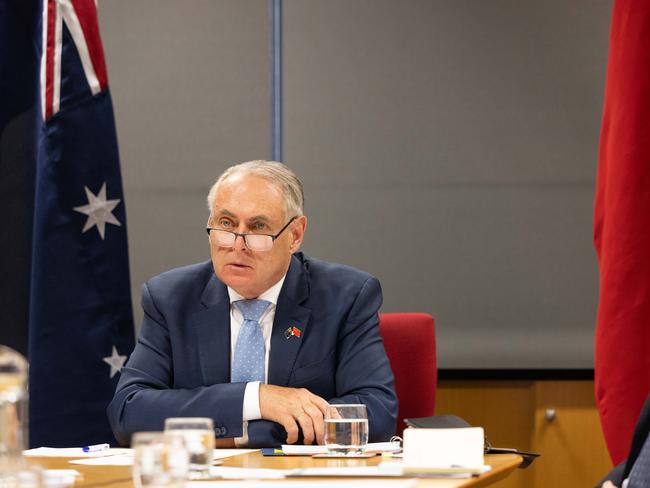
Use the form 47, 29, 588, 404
231, 299, 271, 383
629, 434, 650, 488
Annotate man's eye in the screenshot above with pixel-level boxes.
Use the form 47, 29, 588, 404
219, 219, 232, 228
252, 222, 267, 231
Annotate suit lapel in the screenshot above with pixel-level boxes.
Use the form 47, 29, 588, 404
268, 255, 311, 386
191, 274, 231, 385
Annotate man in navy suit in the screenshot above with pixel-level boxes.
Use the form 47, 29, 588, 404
107, 160, 397, 447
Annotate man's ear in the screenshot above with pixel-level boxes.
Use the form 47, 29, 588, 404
289, 215, 307, 253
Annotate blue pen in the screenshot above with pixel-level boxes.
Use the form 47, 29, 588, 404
82, 443, 110, 453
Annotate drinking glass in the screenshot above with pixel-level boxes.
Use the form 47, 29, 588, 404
132, 432, 169, 488
164, 418, 214, 479
324, 404, 368, 455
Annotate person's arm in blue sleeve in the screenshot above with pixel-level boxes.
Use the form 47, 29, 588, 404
107, 282, 245, 446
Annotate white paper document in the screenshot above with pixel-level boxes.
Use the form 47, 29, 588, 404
69, 448, 256, 466
281, 444, 326, 455
209, 466, 290, 479
290, 465, 401, 477
23, 447, 131, 458
41, 469, 81, 487
212, 448, 258, 460
189, 481, 417, 488
204, 462, 473, 481
69, 453, 134, 466
44, 470, 80, 477
288, 463, 481, 479
205, 462, 479, 481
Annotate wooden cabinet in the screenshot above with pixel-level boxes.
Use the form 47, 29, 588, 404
436, 379, 612, 488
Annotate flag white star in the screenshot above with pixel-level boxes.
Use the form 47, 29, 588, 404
102, 346, 127, 378
73, 183, 121, 240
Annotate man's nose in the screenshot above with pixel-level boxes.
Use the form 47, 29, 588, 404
233, 234, 248, 251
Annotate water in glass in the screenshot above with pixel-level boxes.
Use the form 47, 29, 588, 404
324, 404, 368, 455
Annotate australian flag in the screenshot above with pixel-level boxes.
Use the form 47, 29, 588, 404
1, 0, 135, 447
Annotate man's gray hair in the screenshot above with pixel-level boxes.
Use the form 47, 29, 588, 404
207, 160, 305, 218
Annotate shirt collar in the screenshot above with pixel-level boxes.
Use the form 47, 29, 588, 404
227, 274, 286, 307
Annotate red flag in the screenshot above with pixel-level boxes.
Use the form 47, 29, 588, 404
594, 0, 650, 465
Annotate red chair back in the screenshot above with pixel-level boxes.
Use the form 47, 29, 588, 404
379, 313, 437, 436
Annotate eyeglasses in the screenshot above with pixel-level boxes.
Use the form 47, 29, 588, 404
206, 217, 297, 252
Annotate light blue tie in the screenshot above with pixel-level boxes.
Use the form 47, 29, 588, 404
231, 299, 271, 383
628, 434, 650, 488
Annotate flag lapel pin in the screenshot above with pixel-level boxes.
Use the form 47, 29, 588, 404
284, 326, 302, 339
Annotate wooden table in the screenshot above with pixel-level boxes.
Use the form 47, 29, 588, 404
26, 451, 521, 488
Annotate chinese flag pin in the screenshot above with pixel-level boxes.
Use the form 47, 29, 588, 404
284, 326, 302, 339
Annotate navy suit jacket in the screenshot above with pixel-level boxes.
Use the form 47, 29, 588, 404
107, 253, 397, 447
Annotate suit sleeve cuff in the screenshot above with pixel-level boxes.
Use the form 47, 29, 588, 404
234, 421, 249, 447
242, 381, 261, 421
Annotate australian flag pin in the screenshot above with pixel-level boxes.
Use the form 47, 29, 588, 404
284, 326, 302, 339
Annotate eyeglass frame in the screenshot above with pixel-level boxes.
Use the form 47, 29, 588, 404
206, 216, 298, 251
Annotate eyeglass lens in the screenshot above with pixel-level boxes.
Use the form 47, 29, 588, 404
211, 230, 273, 251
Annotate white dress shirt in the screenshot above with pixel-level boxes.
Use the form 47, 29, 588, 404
227, 275, 286, 445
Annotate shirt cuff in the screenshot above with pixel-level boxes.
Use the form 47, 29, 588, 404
234, 382, 262, 447
242, 381, 262, 421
